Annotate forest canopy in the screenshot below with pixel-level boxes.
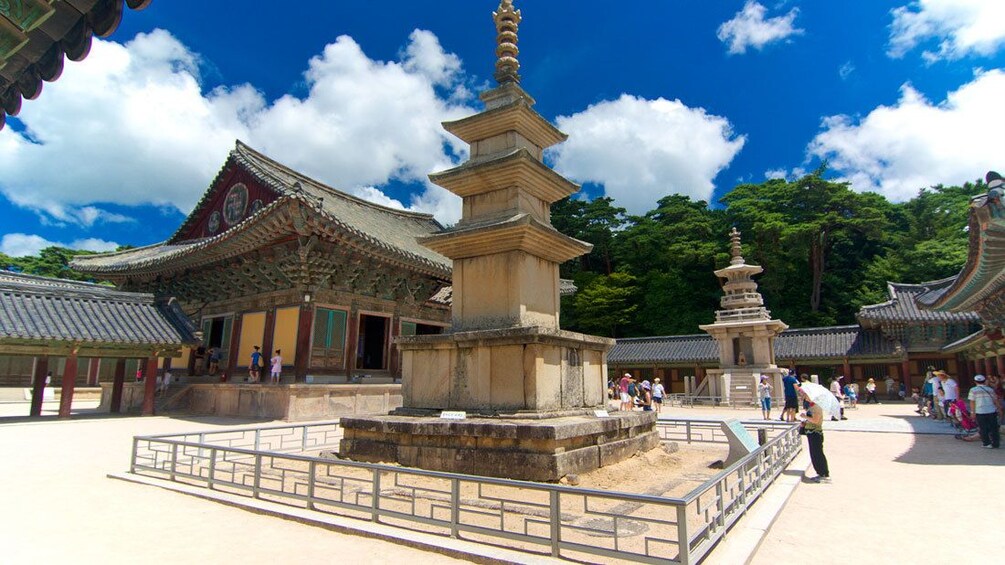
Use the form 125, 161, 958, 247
554, 169, 983, 337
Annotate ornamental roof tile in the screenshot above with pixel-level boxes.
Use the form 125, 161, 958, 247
857, 280, 980, 325
0, 272, 196, 346
609, 325, 901, 366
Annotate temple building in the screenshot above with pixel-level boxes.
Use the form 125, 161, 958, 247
0, 271, 195, 417
919, 171, 1005, 379
72, 141, 453, 383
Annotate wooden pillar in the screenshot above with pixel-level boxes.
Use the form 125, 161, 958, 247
29, 356, 49, 417
901, 359, 912, 390
388, 315, 401, 380
188, 347, 197, 375
86, 358, 100, 386
345, 308, 360, 381
227, 314, 243, 377
984, 356, 994, 377
163, 357, 173, 373
142, 356, 158, 416
58, 351, 79, 419
294, 303, 315, 382
842, 358, 851, 378
995, 355, 1004, 378
261, 309, 277, 376
110, 358, 126, 414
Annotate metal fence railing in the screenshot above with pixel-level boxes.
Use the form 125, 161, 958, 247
129, 418, 801, 564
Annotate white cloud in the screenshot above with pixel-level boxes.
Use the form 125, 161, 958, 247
550, 94, 746, 214
717, 1, 804, 55
0, 28, 470, 228
889, 0, 1005, 61
0, 233, 120, 257
809, 69, 1005, 201
839, 61, 856, 80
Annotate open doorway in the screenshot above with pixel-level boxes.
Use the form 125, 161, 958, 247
356, 314, 389, 370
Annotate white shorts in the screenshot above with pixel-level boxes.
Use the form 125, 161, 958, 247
620, 392, 630, 403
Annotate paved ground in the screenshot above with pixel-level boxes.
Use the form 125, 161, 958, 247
2, 398, 1000, 564
0, 409, 468, 565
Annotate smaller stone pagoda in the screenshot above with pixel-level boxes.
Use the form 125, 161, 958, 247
699, 228, 787, 404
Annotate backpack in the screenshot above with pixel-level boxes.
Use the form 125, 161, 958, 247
628, 382, 637, 397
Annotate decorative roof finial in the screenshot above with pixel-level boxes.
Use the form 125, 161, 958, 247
493, 0, 521, 84
729, 227, 744, 265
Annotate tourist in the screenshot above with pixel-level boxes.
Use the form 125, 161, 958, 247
898, 381, 907, 401
988, 374, 1005, 406
193, 342, 206, 376
628, 377, 640, 409
758, 375, 773, 420
829, 377, 848, 421
968, 375, 1002, 448
885, 375, 896, 401
864, 378, 878, 404
800, 374, 812, 412
843, 381, 858, 407
161, 371, 171, 394
936, 370, 959, 417
640, 380, 653, 411
782, 369, 800, 422
208, 347, 221, 376
799, 388, 830, 483
927, 370, 944, 419
270, 349, 283, 384
652, 377, 665, 414
249, 345, 262, 383
619, 373, 631, 411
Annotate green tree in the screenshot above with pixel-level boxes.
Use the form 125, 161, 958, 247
572, 272, 639, 337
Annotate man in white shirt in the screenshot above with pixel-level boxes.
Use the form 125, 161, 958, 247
968, 374, 1001, 448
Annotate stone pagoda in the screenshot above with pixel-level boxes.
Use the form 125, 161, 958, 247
340, 0, 657, 481
699, 228, 787, 404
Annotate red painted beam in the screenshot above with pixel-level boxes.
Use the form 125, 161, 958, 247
294, 303, 314, 382
110, 358, 126, 414
142, 357, 158, 416
29, 356, 49, 417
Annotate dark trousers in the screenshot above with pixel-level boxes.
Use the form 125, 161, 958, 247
976, 412, 1001, 448
806, 432, 829, 477
865, 391, 878, 404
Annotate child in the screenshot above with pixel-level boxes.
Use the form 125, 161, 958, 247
270, 349, 283, 384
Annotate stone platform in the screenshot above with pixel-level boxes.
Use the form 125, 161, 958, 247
339, 411, 659, 482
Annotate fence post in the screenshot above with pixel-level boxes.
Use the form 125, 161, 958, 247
549, 490, 560, 557
253, 454, 262, 499
677, 504, 690, 565
686, 421, 693, 443
307, 461, 316, 510
254, 429, 261, 451
208, 447, 217, 490
130, 437, 138, 473
715, 481, 725, 530
302, 425, 309, 452
170, 443, 178, 480
371, 469, 381, 522
450, 478, 460, 538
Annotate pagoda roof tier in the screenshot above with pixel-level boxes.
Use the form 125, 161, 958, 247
858, 280, 979, 326
1, 0, 152, 130
428, 147, 580, 202
419, 213, 591, 263
73, 142, 452, 280
0, 271, 196, 352
715, 263, 764, 278
917, 184, 1005, 323
442, 97, 567, 150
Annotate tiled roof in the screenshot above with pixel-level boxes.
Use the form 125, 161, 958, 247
1, 1, 152, 130
73, 142, 453, 277
857, 281, 980, 325
609, 325, 901, 365
0, 272, 196, 346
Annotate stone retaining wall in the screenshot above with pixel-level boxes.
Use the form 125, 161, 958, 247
98, 383, 403, 421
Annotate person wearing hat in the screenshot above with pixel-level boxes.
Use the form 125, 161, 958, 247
864, 378, 879, 404
935, 370, 959, 418
968, 374, 1002, 448
652, 378, 666, 414
640, 380, 653, 412
829, 376, 848, 421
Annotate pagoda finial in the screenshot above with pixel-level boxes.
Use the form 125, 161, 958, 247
493, 0, 521, 84
729, 227, 745, 265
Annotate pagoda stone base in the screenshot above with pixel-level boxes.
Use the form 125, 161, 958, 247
339, 412, 659, 481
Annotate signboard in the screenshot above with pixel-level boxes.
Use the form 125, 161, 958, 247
593, 410, 610, 418
440, 411, 467, 420
721, 419, 759, 466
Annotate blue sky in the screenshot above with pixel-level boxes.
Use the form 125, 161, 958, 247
1, 0, 1004, 256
